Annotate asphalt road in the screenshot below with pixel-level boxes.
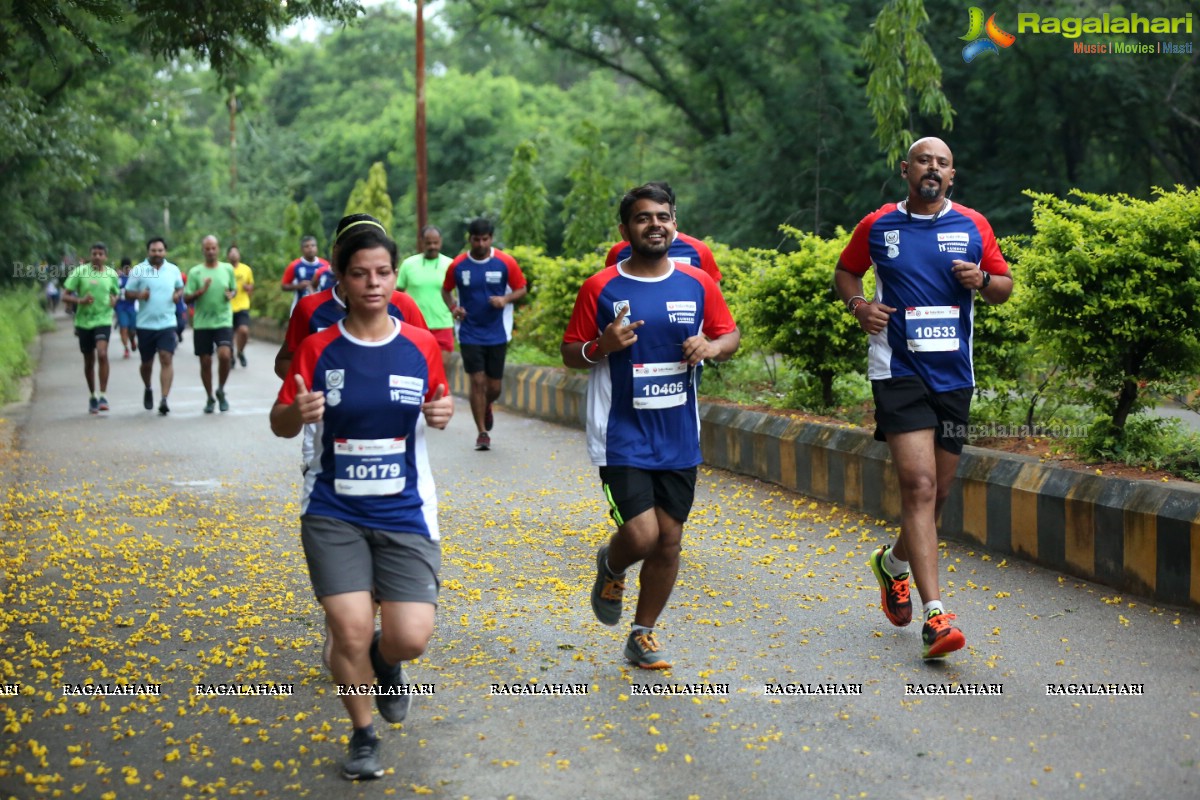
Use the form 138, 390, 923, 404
0, 318, 1197, 800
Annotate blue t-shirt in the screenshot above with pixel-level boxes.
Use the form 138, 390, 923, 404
126, 261, 184, 330
838, 201, 1008, 393
278, 320, 448, 538
444, 249, 527, 346
563, 264, 738, 469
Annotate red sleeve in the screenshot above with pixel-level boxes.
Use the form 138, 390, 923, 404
443, 256, 465, 292
281, 259, 299, 286
284, 295, 316, 354
679, 233, 722, 283
837, 206, 893, 275
958, 206, 1009, 275
400, 325, 449, 400
496, 251, 526, 290
391, 290, 429, 330
277, 328, 333, 405
604, 241, 625, 267
684, 267, 736, 339
563, 270, 612, 344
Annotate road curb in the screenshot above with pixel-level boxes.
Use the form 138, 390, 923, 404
444, 355, 1200, 610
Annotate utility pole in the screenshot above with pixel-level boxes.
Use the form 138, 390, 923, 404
415, 0, 428, 251
229, 89, 239, 240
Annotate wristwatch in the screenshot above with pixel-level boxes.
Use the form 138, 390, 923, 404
981, 271, 991, 289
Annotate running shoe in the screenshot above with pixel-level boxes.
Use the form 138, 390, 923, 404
88, 396, 99, 415
216, 389, 229, 412
238, 351, 247, 368
869, 544, 912, 627
369, 630, 411, 723
921, 609, 966, 660
158, 399, 170, 416
342, 729, 384, 781
143, 387, 153, 410
475, 432, 490, 451
204, 397, 216, 414
97, 396, 109, 412
123, 348, 130, 359
484, 402, 494, 431
590, 544, 625, 626
624, 629, 671, 670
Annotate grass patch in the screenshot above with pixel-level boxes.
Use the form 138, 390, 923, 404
0, 288, 51, 403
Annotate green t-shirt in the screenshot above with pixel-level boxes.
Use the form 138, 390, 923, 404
64, 264, 120, 330
396, 252, 454, 329
187, 262, 237, 329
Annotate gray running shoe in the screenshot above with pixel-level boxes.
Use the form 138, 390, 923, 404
590, 544, 625, 626
342, 729, 383, 781
369, 630, 412, 723
624, 629, 671, 670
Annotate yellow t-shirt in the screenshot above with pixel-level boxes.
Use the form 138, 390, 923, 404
230, 263, 255, 313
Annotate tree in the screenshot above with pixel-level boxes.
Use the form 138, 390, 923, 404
1020, 187, 1200, 440
344, 162, 394, 235
728, 227, 864, 409
560, 123, 615, 257
501, 140, 548, 249
0, 0, 363, 83
860, 0, 954, 167
299, 196, 324, 254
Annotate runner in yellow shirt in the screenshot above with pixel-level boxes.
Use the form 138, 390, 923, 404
227, 245, 255, 368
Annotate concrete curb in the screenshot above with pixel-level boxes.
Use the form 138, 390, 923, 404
254, 317, 1200, 609
447, 354, 1200, 610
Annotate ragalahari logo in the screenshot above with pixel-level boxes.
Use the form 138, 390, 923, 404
960, 7, 1016, 62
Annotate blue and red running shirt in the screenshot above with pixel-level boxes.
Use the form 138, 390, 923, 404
605, 231, 722, 283
443, 248, 527, 346
838, 201, 1008, 394
281, 257, 330, 311
277, 319, 447, 538
284, 288, 428, 356
563, 263, 737, 470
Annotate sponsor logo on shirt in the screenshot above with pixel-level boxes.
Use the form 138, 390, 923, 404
884, 229, 901, 259
937, 231, 970, 254
485, 270, 503, 284
389, 375, 425, 405
613, 300, 631, 326
666, 300, 697, 325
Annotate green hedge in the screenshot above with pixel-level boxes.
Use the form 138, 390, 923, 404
0, 287, 52, 403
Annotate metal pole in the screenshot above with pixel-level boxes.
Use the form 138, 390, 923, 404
415, 0, 428, 252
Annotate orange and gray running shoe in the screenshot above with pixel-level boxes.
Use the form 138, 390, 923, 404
870, 545, 912, 627
624, 629, 671, 670
590, 544, 625, 626
922, 609, 966, 660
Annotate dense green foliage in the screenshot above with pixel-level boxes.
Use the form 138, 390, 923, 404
502, 141, 548, 249
560, 123, 617, 258
344, 162, 395, 235
0, 287, 51, 403
1020, 187, 1200, 435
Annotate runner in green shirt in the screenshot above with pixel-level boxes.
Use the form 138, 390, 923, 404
63, 243, 121, 414
185, 235, 238, 413
397, 226, 455, 353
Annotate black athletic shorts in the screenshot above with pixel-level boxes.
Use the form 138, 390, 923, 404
232, 310, 251, 329
137, 328, 178, 362
872, 376, 973, 455
193, 327, 233, 356
76, 325, 111, 354
459, 342, 507, 379
598, 465, 698, 527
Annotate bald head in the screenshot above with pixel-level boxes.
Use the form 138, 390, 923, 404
202, 235, 220, 265
901, 137, 955, 209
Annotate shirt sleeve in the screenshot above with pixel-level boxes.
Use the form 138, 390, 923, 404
281, 260, 297, 286
697, 243, 723, 284
277, 335, 320, 406
604, 241, 625, 267
391, 291, 428, 330
968, 211, 1009, 275
283, 299, 313, 355
442, 259, 461, 293
562, 275, 603, 345
503, 254, 527, 290
837, 214, 876, 276
700, 276, 737, 339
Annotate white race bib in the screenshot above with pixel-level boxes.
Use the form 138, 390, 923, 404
632, 361, 688, 409
905, 306, 960, 353
333, 437, 406, 496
